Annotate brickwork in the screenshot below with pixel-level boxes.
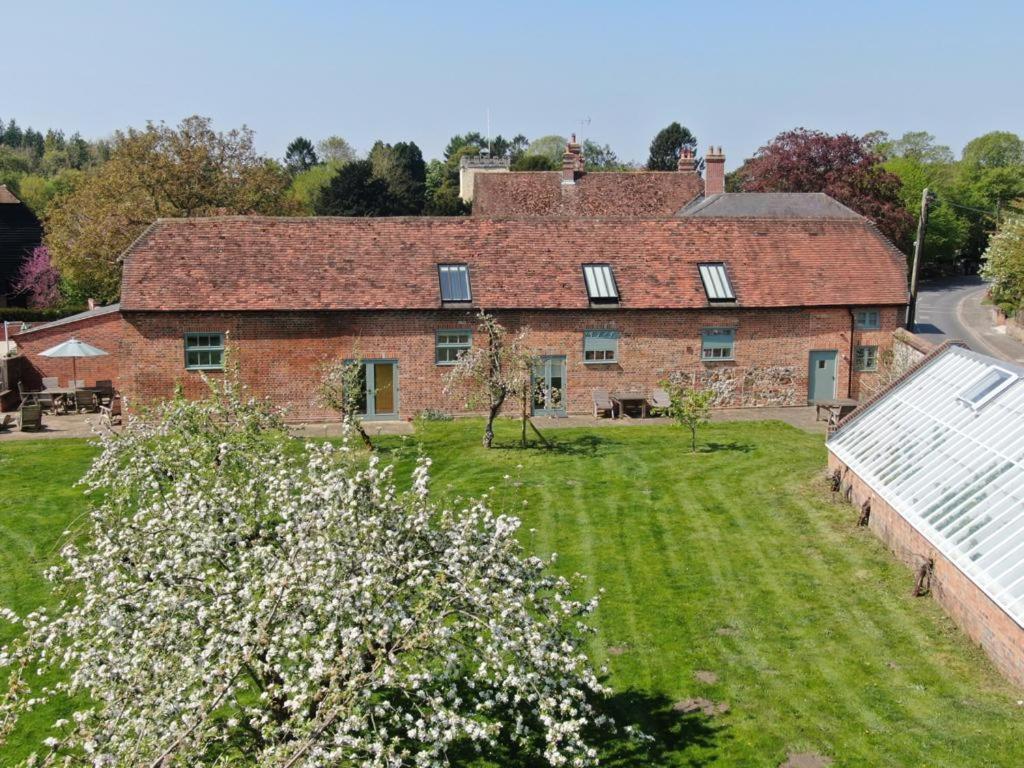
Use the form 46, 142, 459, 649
828, 454, 1024, 687
13, 312, 126, 391
121, 305, 899, 421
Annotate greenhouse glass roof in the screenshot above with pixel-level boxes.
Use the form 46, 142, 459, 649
828, 346, 1024, 627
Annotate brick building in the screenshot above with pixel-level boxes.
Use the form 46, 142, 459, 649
828, 345, 1024, 686
12, 302, 123, 389
109, 203, 907, 421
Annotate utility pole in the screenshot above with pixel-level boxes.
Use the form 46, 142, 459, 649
906, 186, 932, 329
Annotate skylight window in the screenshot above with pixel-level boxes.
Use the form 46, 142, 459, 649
958, 366, 1017, 410
698, 263, 735, 301
438, 264, 471, 302
583, 264, 619, 303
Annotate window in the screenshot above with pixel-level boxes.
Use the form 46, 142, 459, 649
959, 366, 1017, 410
854, 345, 878, 372
438, 264, 471, 302
436, 330, 472, 365
582, 264, 619, 303
854, 309, 880, 330
184, 333, 225, 370
701, 328, 735, 361
698, 263, 735, 301
583, 330, 619, 363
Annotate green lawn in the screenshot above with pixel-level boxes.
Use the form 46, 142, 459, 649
2, 421, 1023, 766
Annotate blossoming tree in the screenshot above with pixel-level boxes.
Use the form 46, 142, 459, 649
0, 377, 608, 766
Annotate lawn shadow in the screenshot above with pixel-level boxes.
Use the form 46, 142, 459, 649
489, 433, 613, 458
699, 441, 754, 454
445, 688, 723, 767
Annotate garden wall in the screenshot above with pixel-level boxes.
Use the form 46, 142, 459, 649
828, 454, 1024, 688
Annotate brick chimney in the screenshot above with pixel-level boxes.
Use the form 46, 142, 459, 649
704, 146, 725, 196
677, 146, 698, 174
562, 134, 584, 185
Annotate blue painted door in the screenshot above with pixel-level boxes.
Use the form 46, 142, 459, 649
808, 351, 838, 402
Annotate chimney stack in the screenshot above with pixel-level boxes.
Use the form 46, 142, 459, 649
562, 133, 584, 185
677, 146, 698, 174
704, 146, 725, 196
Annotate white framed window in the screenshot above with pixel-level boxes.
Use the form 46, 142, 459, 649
854, 345, 878, 372
854, 309, 880, 330
701, 328, 735, 361
582, 264, 619, 303
435, 330, 472, 365
698, 263, 735, 301
583, 330, 619, 363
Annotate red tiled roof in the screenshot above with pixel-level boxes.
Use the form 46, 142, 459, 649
472, 171, 703, 218
119, 216, 908, 312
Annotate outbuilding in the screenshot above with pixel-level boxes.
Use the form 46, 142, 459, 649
828, 344, 1024, 686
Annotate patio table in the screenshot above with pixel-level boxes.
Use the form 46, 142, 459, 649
814, 398, 859, 428
41, 387, 99, 414
610, 391, 650, 419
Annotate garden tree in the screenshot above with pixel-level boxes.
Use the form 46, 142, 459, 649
14, 168, 83, 217
445, 311, 547, 449
885, 155, 968, 268
951, 131, 1024, 259
316, 135, 359, 165
657, 379, 714, 452
646, 122, 697, 171
982, 213, 1024, 316
962, 131, 1024, 169
423, 158, 470, 215
284, 136, 318, 173
511, 154, 556, 171
443, 132, 529, 163
45, 115, 297, 302
523, 135, 568, 165
582, 139, 626, 171
318, 357, 374, 449
0, 377, 608, 766
314, 159, 396, 216
368, 140, 427, 214
288, 163, 340, 213
876, 130, 955, 164
11, 246, 60, 308
736, 128, 914, 246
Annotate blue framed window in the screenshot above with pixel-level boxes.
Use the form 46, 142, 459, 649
854, 345, 878, 372
701, 328, 735, 361
854, 309, 880, 330
184, 332, 225, 370
436, 329, 472, 364
583, 330, 619, 363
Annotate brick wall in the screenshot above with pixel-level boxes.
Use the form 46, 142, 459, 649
13, 312, 125, 392
121, 305, 900, 421
828, 454, 1024, 688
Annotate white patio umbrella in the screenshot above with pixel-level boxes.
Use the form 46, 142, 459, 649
39, 337, 109, 389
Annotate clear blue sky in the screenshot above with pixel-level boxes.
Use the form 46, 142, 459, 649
7, 1, 1024, 168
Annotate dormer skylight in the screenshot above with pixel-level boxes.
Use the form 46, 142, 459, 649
698, 263, 735, 302
958, 366, 1017, 411
583, 264, 619, 304
438, 264, 471, 303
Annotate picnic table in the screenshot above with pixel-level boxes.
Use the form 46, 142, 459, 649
814, 398, 859, 427
37, 386, 104, 414
610, 390, 650, 419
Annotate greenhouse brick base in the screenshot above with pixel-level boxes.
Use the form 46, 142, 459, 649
830, 455, 1024, 688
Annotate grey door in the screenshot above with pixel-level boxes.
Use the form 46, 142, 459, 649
532, 356, 567, 417
350, 360, 399, 420
808, 350, 838, 402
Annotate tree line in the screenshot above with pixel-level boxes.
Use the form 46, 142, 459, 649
3, 114, 1022, 308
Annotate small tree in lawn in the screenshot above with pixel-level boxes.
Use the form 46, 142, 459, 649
658, 379, 715, 452
444, 311, 547, 449
0, 373, 609, 767
318, 357, 374, 450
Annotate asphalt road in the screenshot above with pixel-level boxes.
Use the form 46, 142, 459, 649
913, 276, 1024, 363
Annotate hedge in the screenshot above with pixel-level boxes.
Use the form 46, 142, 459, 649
0, 306, 88, 323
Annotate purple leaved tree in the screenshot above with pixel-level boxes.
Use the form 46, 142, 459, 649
13, 246, 61, 308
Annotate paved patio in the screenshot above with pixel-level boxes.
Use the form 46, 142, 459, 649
0, 405, 826, 441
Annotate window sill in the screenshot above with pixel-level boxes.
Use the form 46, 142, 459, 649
855, 368, 878, 373
583, 359, 618, 365
701, 358, 735, 364
435, 361, 459, 367
185, 367, 225, 372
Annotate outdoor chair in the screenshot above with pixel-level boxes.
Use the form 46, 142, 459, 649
99, 395, 123, 428
74, 389, 98, 413
17, 381, 39, 406
650, 388, 671, 413
592, 388, 617, 419
35, 390, 59, 415
41, 377, 59, 389
70, 379, 85, 389
19, 403, 43, 432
